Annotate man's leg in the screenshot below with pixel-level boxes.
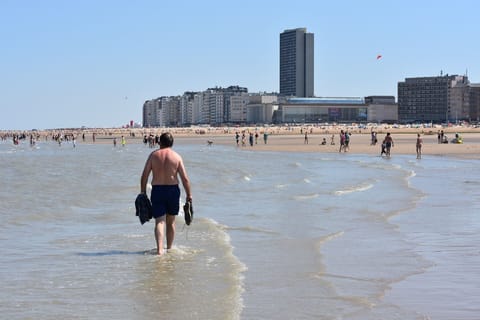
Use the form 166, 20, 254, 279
154, 216, 166, 255
166, 214, 176, 250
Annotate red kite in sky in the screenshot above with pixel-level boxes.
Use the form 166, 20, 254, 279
376, 54, 382, 60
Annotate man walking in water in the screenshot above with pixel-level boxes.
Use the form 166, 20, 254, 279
416, 133, 423, 159
140, 132, 192, 255
384, 132, 394, 157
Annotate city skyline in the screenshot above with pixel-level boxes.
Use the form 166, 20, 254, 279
1, 0, 479, 130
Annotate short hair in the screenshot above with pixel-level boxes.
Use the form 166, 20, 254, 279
160, 132, 174, 147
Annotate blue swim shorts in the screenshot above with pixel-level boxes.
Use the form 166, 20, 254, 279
150, 185, 180, 218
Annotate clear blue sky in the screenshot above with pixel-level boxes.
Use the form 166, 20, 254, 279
1, 0, 478, 130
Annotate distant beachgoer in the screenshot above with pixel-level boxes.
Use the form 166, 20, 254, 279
380, 140, 387, 156
235, 132, 240, 146
121, 135, 126, 147
255, 132, 259, 144
72, 136, 76, 148
371, 131, 377, 145
437, 131, 441, 144
330, 134, 335, 145
452, 132, 463, 144
92, 133, 96, 143
263, 132, 268, 144
384, 133, 394, 157
416, 133, 422, 159
304, 132, 308, 144
441, 134, 449, 144
344, 131, 350, 151
321, 138, 327, 145
339, 130, 345, 152
113, 137, 117, 147
249, 133, 254, 146
140, 132, 192, 255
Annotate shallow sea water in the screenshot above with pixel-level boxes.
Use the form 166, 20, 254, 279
0, 139, 479, 319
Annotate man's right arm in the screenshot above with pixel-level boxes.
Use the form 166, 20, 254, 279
140, 154, 152, 194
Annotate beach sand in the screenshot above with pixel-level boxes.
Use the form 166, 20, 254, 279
218, 132, 480, 159
114, 127, 480, 159
5, 125, 480, 159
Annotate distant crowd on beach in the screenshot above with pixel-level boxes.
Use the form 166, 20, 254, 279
1, 123, 477, 158
234, 130, 270, 147
228, 127, 404, 158
1, 122, 477, 141
0, 130, 137, 147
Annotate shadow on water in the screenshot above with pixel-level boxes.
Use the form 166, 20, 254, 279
76, 250, 151, 256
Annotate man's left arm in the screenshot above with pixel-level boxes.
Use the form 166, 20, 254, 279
178, 159, 192, 202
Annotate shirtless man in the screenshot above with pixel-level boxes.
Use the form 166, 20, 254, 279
384, 132, 394, 157
140, 132, 192, 255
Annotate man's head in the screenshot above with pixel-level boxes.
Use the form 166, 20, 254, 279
160, 132, 174, 148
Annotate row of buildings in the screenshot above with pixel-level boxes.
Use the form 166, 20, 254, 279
398, 74, 480, 123
142, 88, 398, 126
143, 75, 480, 126
142, 28, 480, 127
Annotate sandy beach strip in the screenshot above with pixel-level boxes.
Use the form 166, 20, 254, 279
145, 126, 480, 158
212, 132, 480, 159
4, 126, 480, 159
98, 129, 480, 159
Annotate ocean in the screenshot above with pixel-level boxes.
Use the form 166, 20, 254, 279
1, 138, 479, 319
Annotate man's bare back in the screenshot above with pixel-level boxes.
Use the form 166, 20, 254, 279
141, 147, 191, 194
149, 148, 183, 185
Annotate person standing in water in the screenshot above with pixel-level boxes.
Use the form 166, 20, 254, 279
416, 133, 423, 159
384, 132, 394, 157
140, 132, 192, 255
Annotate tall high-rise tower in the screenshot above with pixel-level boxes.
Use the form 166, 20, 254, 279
279, 28, 314, 97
